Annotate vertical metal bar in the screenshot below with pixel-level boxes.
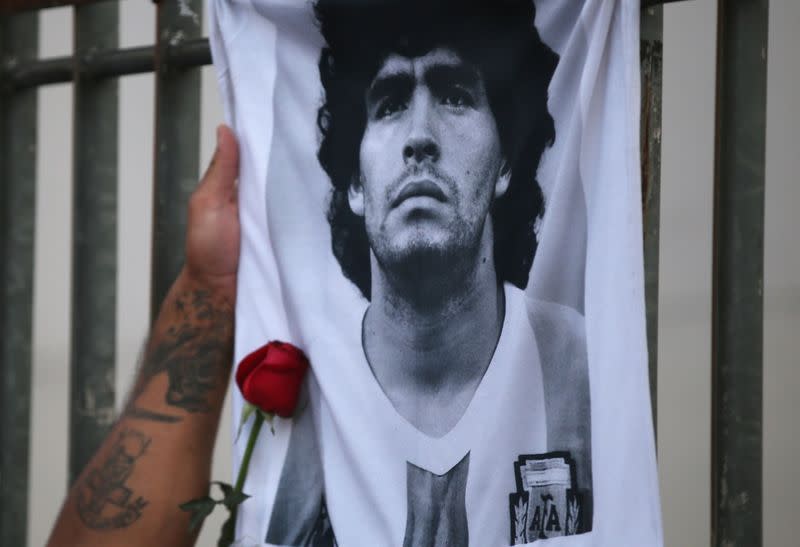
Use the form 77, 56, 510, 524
69, 0, 119, 483
640, 5, 663, 434
711, 0, 768, 545
0, 12, 37, 546
151, 0, 202, 317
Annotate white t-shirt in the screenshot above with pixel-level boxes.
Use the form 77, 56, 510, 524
209, 1, 663, 545
324, 283, 546, 546
266, 284, 591, 546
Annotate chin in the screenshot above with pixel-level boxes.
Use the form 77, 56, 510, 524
370, 219, 480, 273
379, 238, 463, 274
394, 230, 453, 257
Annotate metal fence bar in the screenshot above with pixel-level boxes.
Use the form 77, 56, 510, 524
711, 0, 769, 545
640, 5, 663, 433
0, 12, 38, 546
68, 0, 119, 484
0, 0, 102, 15
151, 0, 203, 318
3, 38, 211, 90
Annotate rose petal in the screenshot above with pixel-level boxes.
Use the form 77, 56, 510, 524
235, 341, 309, 418
235, 344, 270, 390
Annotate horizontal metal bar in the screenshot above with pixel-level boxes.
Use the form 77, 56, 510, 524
643, 0, 690, 6
86, 44, 154, 78
0, 0, 104, 15
4, 56, 72, 89
2, 38, 211, 90
165, 36, 212, 69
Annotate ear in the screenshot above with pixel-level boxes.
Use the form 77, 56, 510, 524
494, 162, 511, 200
348, 174, 365, 217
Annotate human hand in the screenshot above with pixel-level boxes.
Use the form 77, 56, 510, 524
184, 125, 240, 305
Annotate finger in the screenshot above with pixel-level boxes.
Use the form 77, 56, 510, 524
200, 124, 240, 200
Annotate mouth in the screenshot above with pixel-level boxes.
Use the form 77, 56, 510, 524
392, 179, 447, 207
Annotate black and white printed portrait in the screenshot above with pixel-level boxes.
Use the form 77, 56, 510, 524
262, 0, 593, 545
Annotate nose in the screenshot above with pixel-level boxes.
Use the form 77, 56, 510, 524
402, 91, 440, 164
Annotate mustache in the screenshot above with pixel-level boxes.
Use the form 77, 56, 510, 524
387, 165, 457, 202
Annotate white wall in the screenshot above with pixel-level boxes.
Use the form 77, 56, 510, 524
762, 1, 800, 546
658, 2, 716, 545
24, 1, 800, 546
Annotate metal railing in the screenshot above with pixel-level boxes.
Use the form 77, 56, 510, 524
1, 2, 207, 544
0, 1, 767, 546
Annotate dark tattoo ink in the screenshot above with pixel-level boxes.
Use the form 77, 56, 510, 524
129, 289, 233, 421
76, 429, 150, 530
127, 406, 182, 423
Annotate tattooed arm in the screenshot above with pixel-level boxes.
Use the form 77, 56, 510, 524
47, 126, 240, 547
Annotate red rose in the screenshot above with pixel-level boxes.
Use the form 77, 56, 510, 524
235, 341, 309, 418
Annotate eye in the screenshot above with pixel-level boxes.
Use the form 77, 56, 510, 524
441, 87, 474, 109
375, 96, 407, 119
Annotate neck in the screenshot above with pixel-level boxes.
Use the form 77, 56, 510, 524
363, 246, 505, 397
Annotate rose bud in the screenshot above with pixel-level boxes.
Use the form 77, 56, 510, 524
235, 341, 309, 418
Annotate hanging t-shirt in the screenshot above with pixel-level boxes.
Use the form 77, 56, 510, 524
208, 0, 663, 546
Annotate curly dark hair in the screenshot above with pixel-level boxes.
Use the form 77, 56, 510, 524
314, 0, 558, 300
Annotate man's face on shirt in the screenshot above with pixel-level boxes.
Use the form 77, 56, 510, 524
349, 48, 510, 275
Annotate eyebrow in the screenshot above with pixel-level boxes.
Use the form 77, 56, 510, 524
424, 64, 482, 91
366, 71, 414, 107
366, 62, 482, 106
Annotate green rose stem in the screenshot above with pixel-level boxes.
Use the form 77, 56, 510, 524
218, 411, 265, 547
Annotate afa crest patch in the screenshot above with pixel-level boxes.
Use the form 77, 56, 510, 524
509, 452, 591, 544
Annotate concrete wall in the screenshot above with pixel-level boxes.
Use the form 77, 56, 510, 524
24, 1, 799, 546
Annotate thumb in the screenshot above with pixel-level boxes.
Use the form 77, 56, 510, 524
201, 124, 239, 200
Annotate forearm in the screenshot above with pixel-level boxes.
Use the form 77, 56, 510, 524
47, 269, 234, 547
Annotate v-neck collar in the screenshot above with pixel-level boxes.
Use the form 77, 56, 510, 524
354, 283, 516, 475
